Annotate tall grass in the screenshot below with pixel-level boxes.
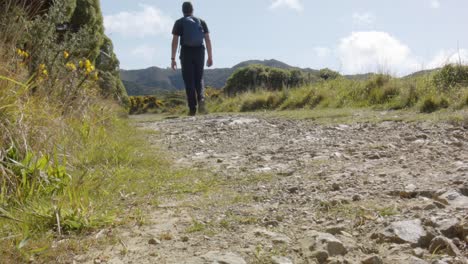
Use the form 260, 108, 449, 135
207, 70, 468, 114
0, 2, 193, 262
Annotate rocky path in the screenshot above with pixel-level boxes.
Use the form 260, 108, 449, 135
85, 114, 467, 264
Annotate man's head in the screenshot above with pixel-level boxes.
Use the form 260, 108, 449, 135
182, 2, 193, 15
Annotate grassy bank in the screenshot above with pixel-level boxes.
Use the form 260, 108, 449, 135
0, 2, 214, 262
208, 69, 468, 114
127, 65, 468, 117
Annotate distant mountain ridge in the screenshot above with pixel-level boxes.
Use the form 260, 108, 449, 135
120, 59, 437, 96
121, 59, 307, 96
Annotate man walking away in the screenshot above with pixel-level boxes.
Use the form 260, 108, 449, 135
171, 2, 213, 116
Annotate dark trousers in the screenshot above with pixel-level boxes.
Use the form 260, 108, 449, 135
180, 46, 205, 112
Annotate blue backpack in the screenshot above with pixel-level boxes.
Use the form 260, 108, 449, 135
182, 16, 204, 47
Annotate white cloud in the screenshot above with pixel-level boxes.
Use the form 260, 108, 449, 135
430, 0, 440, 9
104, 5, 172, 37
427, 49, 468, 68
338, 31, 420, 75
352, 12, 376, 26
131, 44, 157, 59
270, 0, 303, 12
314, 47, 331, 58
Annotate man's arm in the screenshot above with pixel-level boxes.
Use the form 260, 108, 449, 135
205, 33, 213, 67
171, 35, 179, 70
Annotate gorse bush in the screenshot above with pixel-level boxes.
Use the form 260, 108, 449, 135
6, 0, 127, 103
129, 96, 164, 114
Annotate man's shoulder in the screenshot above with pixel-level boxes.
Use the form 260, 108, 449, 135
176, 16, 206, 25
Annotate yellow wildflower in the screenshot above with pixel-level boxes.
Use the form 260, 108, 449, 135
93, 71, 99, 81
66, 62, 77, 71
39, 64, 46, 70
79, 60, 84, 68
63, 51, 70, 59
42, 69, 48, 76
16, 48, 29, 58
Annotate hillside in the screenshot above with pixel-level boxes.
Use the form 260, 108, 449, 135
121, 59, 440, 96
121, 59, 310, 96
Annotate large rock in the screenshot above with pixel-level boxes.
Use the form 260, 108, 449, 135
201, 251, 247, 264
428, 236, 461, 257
372, 219, 433, 247
435, 218, 463, 239
300, 231, 347, 263
438, 190, 468, 209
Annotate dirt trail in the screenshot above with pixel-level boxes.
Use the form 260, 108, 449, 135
81, 114, 467, 264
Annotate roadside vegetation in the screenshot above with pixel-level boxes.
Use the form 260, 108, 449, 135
209, 64, 468, 114
0, 1, 208, 262
128, 63, 468, 116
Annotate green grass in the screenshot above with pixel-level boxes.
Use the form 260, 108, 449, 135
260, 108, 468, 124
0, 115, 221, 262
202, 70, 468, 116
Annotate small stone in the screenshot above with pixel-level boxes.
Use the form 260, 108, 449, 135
202, 251, 247, 264
332, 183, 341, 191
254, 229, 291, 245
148, 238, 161, 245
412, 248, 425, 258
352, 194, 362, 201
315, 232, 347, 256
433, 201, 446, 209
271, 256, 293, 264
181, 236, 189, 242
310, 250, 329, 264
361, 255, 383, 264
423, 204, 437, 210
326, 225, 346, 235
428, 236, 461, 257
288, 186, 300, 193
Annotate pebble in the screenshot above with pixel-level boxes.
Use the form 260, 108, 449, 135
271, 256, 293, 264
148, 238, 161, 245
361, 255, 383, 264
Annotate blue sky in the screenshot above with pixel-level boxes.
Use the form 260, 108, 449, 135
101, 0, 468, 75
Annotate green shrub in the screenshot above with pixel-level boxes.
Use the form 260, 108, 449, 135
318, 68, 340, 80
433, 64, 468, 91
369, 83, 400, 104
419, 95, 450, 113
224, 65, 307, 96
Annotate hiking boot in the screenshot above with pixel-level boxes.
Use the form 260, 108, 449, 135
188, 109, 196, 116
198, 101, 207, 114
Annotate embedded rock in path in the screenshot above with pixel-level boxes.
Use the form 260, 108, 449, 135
253, 228, 292, 245
435, 218, 463, 239
361, 255, 383, 264
271, 256, 294, 264
371, 219, 433, 247
201, 251, 247, 264
300, 231, 347, 262
438, 190, 468, 209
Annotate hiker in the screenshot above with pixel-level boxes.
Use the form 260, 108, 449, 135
171, 1, 213, 116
